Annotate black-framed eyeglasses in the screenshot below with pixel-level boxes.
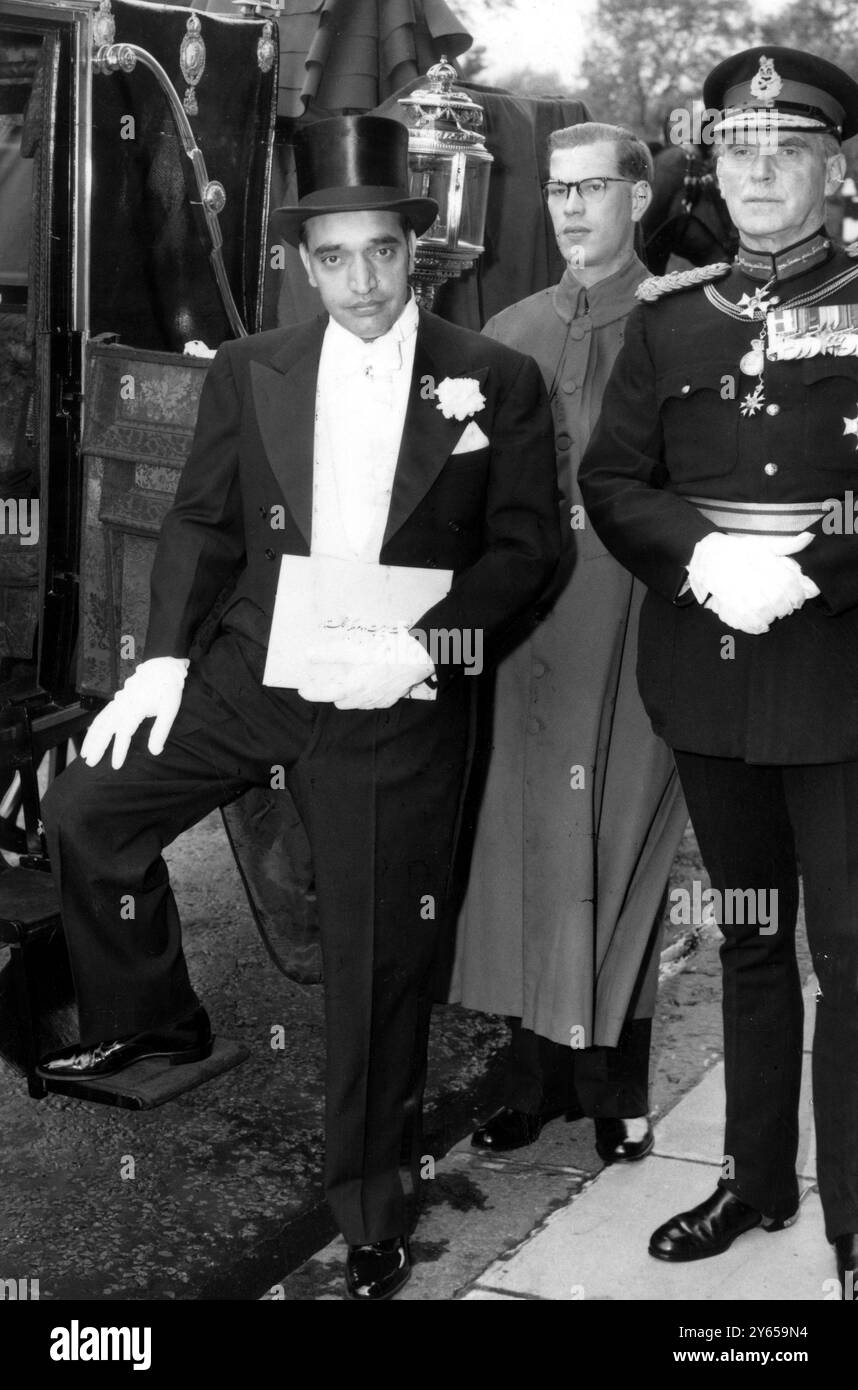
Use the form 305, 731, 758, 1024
542, 176, 638, 204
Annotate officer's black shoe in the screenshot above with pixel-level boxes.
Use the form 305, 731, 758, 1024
594, 1116, 655, 1165
345, 1237, 411, 1301
38, 1005, 213, 1079
649, 1187, 798, 1262
835, 1233, 858, 1300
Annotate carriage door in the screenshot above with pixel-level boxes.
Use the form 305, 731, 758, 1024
0, 1, 92, 709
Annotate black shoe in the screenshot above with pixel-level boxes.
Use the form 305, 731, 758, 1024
38, 1005, 213, 1079
473, 1097, 584, 1152
835, 1233, 858, 1300
594, 1116, 654, 1165
649, 1187, 799, 1263
345, 1237, 411, 1301
471, 1107, 546, 1151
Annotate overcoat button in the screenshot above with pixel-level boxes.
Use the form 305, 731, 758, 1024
764, 462, 778, 476
681, 383, 691, 395
265, 547, 276, 559
562, 380, 579, 394
556, 433, 572, 449
766, 403, 780, 416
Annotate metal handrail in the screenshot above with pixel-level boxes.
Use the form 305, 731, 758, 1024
94, 41, 247, 339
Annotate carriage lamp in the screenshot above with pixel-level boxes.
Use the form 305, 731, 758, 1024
398, 58, 493, 309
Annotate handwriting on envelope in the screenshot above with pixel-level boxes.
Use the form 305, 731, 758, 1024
262, 553, 453, 692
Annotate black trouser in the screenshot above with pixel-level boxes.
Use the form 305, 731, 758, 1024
502, 1016, 652, 1119
42, 631, 471, 1246
673, 750, 858, 1243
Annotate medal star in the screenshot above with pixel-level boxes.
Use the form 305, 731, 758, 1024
740, 385, 765, 417
737, 290, 774, 318
844, 409, 858, 448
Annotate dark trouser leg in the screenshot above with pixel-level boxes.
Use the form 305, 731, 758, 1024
502, 1019, 556, 1115
673, 752, 801, 1221
782, 763, 858, 1242
570, 1017, 652, 1118
40, 634, 314, 1043
503, 1017, 652, 1118
290, 694, 471, 1247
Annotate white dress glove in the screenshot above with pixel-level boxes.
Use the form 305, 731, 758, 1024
687, 532, 819, 635
81, 656, 190, 769
298, 626, 435, 709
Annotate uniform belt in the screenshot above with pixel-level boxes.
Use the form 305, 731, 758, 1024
685, 496, 829, 536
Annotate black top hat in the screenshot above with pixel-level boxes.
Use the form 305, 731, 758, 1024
703, 46, 858, 141
272, 114, 438, 247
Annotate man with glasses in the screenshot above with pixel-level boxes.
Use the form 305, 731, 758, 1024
580, 48, 858, 1296
452, 123, 688, 1169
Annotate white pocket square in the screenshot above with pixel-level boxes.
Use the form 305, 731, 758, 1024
452, 420, 490, 454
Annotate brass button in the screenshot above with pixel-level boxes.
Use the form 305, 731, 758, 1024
681, 383, 691, 395
766, 403, 780, 416
764, 462, 778, 476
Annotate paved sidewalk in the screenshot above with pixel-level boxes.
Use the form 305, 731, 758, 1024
271, 978, 841, 1301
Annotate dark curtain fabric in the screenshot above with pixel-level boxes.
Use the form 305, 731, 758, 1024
89, 1, 278, 351
187, 0, 473, 119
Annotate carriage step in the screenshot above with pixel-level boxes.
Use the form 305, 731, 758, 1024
35, 1037, 250, 1110
0, 865, 72, 1097
0, 865, 249, 1105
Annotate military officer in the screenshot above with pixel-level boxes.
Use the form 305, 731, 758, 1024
579, 47, 858, 1297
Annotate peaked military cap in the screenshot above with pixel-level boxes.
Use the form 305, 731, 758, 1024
703, 46, 858, 141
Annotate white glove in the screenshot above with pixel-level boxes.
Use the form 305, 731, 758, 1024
81, 657, 190, 769
687, 532, 819, 635
298, 626, 435, 709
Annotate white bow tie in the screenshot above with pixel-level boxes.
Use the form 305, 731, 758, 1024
335, 332, 404, 380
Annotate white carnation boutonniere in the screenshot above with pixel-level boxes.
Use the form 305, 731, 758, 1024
434, 376, 486, 421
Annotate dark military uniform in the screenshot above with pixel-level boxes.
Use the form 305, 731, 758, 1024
579, 233, 858, 1242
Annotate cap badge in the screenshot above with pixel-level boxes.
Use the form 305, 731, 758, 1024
749, 55, 783, 106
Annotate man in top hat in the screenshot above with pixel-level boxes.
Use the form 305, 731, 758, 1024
37, 115, 559, 1300
579, 46, 858, 1295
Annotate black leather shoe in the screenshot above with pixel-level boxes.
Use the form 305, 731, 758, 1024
471, 1107, 547, 1151
471, 1099, 586, 1152
835, 1233, 858, 1300
649, 1187, 799, 1262
38, 1005, 213, 1079
595, 1116, 655, 1164
345, 1237, 411, 1301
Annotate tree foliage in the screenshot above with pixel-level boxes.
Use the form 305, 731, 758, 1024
577, 0, 750, 141
759, 1, 858, 77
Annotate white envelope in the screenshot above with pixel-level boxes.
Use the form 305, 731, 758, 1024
262, 553, 453, 693
452, 420, 490, 454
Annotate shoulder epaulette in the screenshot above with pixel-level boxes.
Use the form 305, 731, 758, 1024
636, 262, 732, 303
